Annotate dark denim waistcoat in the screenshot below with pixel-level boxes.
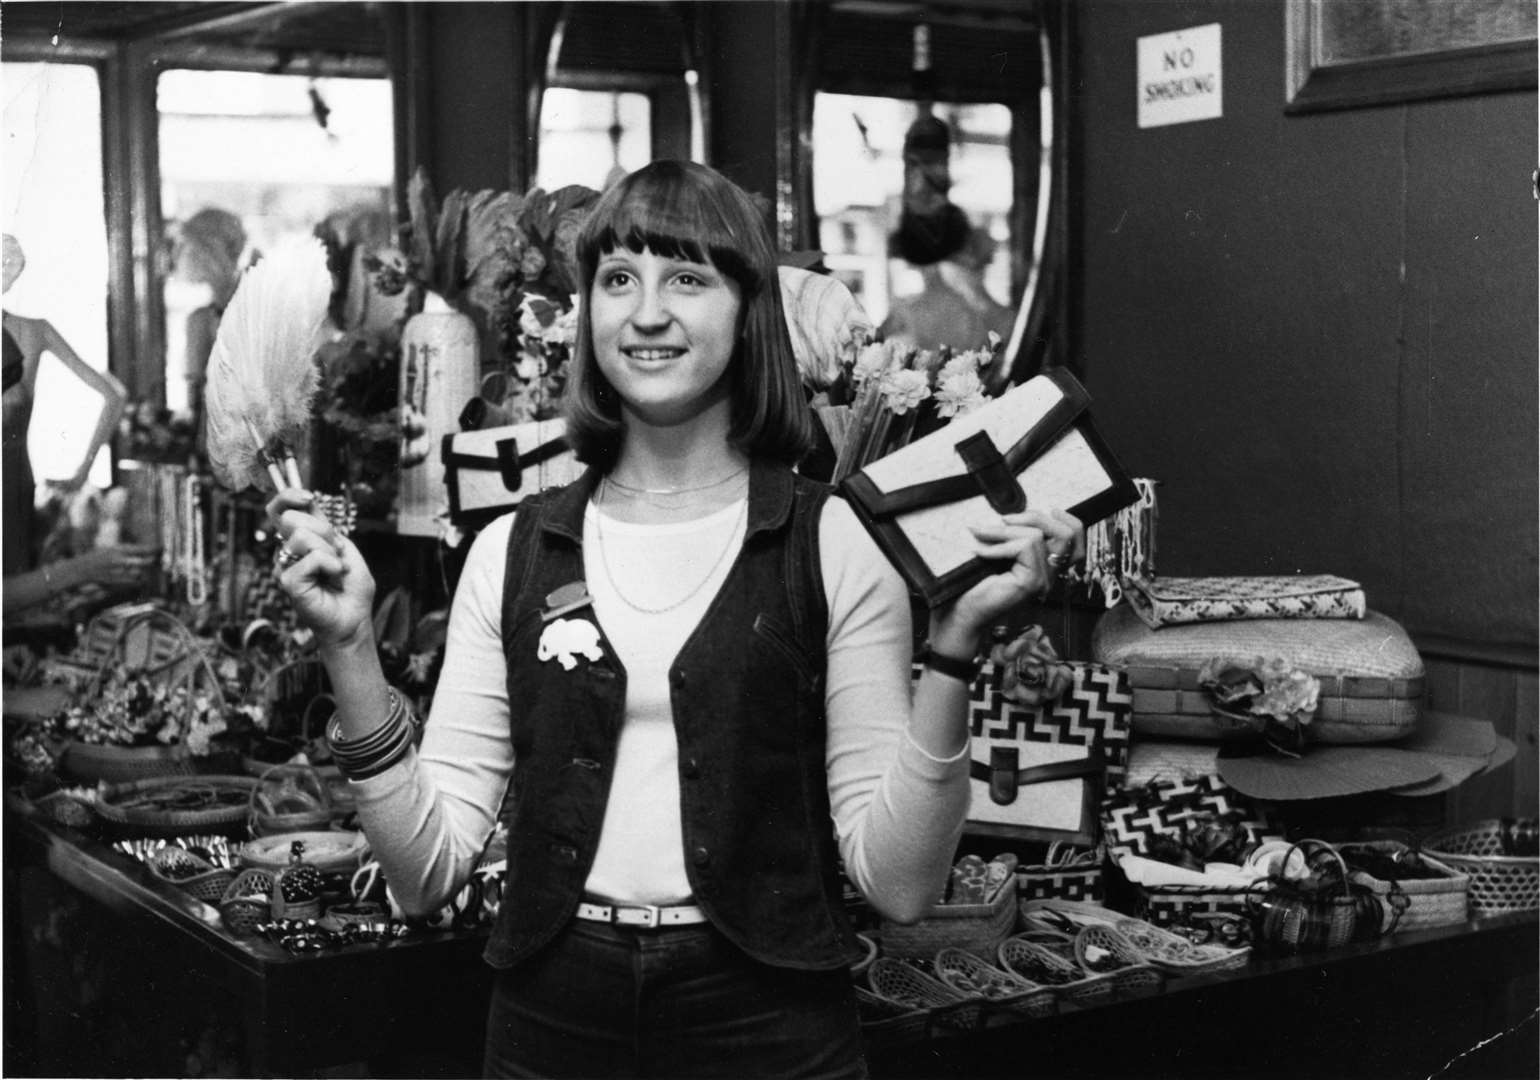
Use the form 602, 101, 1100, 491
483, 459, 865, 971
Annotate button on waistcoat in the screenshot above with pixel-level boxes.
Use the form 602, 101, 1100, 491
483, 460, 864, 971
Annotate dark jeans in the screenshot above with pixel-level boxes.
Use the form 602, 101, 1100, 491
482, 917, 868, 1079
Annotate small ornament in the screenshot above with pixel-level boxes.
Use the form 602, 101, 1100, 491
272, 839, 325, 921
537, 617, 604, 671
542, 581, 594, 622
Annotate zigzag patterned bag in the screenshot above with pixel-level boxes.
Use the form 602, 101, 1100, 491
1099, 774, 1281, 863
916, 659, 1132, 845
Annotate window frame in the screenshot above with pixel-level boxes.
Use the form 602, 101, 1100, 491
3, 32, 389, 410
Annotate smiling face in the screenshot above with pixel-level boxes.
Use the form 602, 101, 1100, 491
589, 246, 743, 431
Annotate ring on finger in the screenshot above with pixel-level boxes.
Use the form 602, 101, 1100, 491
275, 544, 300, 569
1046, 548, 1076, 570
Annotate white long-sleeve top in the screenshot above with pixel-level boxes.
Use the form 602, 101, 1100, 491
348, 494, 971, 922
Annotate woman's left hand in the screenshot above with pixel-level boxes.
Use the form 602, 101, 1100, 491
930, 508, 1085, 651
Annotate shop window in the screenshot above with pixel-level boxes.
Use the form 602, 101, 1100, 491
2, 60, 113, 487
536, 88, 652, 192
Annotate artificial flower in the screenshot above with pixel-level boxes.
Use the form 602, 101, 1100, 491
1198, 655, 1321, 757
991, 625, 1074, 708
878, 367, 931, 415
852, 340, 896, 387
934, 368, 987, 418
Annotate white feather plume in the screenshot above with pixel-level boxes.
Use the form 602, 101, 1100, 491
204, 236, 333, 492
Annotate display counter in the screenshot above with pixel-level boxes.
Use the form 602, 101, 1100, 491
5, 793, 1536, 1079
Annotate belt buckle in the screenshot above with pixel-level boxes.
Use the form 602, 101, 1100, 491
613, 903, 662, 929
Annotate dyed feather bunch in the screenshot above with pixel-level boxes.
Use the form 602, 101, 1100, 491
204, 237, 333, 492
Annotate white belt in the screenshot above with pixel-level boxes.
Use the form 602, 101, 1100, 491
575, 899, 709, 929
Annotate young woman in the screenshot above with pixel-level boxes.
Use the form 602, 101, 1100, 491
268, 160, 1082, 1079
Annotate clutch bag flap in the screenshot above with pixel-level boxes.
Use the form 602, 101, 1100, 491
844, 370, 1139, 607
443, 419, 584, 529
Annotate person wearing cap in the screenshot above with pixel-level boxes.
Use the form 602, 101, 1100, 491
880, 113, 1016, 367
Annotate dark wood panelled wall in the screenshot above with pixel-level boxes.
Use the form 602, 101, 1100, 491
1065, 0, 1537, 823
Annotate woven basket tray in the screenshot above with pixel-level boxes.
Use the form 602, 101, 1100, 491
879, 877, 1017, 960
1341, 840, 1469, 931
95, 775, 258, 839
853, 986, 931, 1050
934, 947, 1057, 1021
220, 868, 275, 936
145, 845, 238, 904
997, 933, 1163, 1007
1422, 820, 1539, 916
865, 958, 983, 1033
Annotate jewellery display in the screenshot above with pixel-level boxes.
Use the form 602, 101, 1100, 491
593, 478, 747, 615
183, 473, 208, 606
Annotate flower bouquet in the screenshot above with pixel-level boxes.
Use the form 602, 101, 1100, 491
368, 168, 601, 423
824, 333, 1004, 483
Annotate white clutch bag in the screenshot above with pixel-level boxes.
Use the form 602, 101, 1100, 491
441, 419, 585, 530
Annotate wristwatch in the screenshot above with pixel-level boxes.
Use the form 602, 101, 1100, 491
921, 642, 982, 683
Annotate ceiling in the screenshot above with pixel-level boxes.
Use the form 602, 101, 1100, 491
1, 2, 387, 57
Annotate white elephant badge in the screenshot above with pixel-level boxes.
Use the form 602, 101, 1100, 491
538, 617, 604, 671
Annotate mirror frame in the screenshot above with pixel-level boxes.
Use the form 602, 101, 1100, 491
789, 0, 1072, 384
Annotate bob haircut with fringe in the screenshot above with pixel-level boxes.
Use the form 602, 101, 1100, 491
562, 160, 812, 470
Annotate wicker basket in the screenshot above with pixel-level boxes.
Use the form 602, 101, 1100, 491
219, 868, 276, 935
853, 986, 931, 1050
865, 958, 982, 1032
934, 947, 1057, 1021
248, 762, 333, 836
60, 741, 198, 785
850, 933, 879, 982
1423, 820, 1539, 916
1134, 881, 1261, 931
145, 845, 238, 904
95, 775, 258, 838
1341, 840, 1470, 931
1111, 917, 1250, 975
997, 933, 1163, 1007
57, 607, 226, 785
1018, 844, 1104, 904
879, 877, 1017, 960
1071, 925, 1167, 1000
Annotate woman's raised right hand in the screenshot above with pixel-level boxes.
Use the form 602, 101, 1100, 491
265, 489, 376, 649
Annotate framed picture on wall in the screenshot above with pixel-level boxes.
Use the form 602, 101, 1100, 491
1285, 0, 1537, 113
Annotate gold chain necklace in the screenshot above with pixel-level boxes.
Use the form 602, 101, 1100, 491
604, 464, 748, 498
592, 478, 747, 615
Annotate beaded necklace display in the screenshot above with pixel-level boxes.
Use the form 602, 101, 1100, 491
592, 477, 747, 615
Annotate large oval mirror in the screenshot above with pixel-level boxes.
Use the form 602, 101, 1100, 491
803, 0, 1064, 386
531, 1, 705, 191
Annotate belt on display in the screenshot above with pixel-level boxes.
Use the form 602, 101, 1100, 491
575, 899, 709, 929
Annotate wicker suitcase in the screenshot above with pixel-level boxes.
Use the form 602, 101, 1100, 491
1091, 605, 1422, 744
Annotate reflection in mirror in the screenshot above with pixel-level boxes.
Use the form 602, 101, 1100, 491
157, 69, 395, 424
535, 0, 703, 191
807, 2, 1056, 383
2, 61, 113, 488
813, 96, 1013, 333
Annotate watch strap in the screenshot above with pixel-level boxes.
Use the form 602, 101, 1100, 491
921, 643, 982, 683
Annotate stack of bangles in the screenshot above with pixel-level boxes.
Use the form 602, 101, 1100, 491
326, 688, 421, 781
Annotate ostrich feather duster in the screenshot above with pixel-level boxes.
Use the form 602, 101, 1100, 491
204, 237, 333, 492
